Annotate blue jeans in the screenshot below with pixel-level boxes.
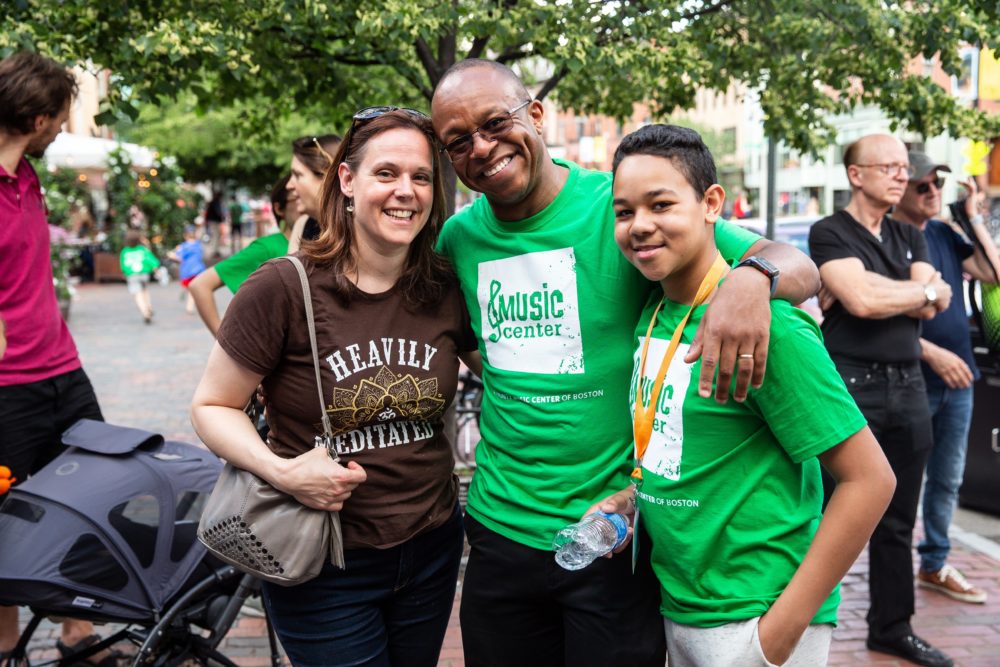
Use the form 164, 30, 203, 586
262, 504, 463, 667
918, 384, 974, 573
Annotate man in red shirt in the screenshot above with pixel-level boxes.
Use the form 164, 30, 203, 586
0, 51, 114, 665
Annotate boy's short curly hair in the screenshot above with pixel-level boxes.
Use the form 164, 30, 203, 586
612, 124, 718, 201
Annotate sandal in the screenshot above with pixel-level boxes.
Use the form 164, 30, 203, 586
55, 634, 125, 667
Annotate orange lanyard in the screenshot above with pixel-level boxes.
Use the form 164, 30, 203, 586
632, 253, 729, 482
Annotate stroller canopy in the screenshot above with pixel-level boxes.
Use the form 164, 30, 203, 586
0, 420, 222, 621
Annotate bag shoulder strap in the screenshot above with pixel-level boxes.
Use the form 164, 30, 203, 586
277, 256, 337, 459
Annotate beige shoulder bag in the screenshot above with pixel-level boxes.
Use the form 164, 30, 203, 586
198, 256, 345, 586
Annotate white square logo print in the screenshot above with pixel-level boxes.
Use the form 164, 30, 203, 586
478, 248, 583, 374
630, 338, 692, 480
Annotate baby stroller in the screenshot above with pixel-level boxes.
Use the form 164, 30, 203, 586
0, 420, 281, 667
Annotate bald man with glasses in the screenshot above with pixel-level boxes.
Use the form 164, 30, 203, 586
894, 151, 999, 610
808, 134, 953, 667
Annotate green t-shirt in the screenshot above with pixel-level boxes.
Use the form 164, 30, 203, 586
437, 159, 759, 549
120, 245, 160, 276
630, 292, 867, 627
214, 232, 289, 293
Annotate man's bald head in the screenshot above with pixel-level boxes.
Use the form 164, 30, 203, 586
843, 134, 906, 171
432, 59, 531, 107
843, 133, 909, 208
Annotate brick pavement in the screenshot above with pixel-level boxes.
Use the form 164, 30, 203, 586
11, 282, 1000, 666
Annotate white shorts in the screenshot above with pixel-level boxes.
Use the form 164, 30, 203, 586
126, 273, 150, 295
664, 616, 834, 667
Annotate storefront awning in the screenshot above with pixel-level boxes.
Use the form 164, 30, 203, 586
43, 133, 155, 170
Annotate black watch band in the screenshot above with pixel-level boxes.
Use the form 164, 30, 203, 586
734, 256, 780, 298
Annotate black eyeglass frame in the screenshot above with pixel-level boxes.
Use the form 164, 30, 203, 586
914, 176, 946, 195
439, 100, 532, 159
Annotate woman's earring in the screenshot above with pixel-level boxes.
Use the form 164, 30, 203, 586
346, 199, 354, 213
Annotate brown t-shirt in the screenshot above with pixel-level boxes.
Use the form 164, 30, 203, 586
217, 256, 476, 549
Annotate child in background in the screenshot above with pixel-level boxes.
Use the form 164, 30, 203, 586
168, 225, 206, 314
120, 230, 160, 324
602, 124, 896, 666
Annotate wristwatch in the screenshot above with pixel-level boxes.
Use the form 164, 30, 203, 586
734, 256, 780, 297
923, 283, 938, 306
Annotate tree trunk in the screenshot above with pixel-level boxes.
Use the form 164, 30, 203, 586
443, 160, 458, 218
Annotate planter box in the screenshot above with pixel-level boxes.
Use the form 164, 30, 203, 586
94, 251, 125, 283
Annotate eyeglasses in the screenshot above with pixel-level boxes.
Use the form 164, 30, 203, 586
855, 162, 915, 178
440, 100, 532, 160
914, 177, 945, 195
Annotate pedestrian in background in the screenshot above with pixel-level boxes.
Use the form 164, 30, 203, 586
228, 196, 243, 255
808, 134, 953, 667
192, 108, 478, 667
168, 224, 206, 314
894, 151, 1000, 606
204, 191, 226, 258
0, 49, 122, 667
120, 229, 160, 324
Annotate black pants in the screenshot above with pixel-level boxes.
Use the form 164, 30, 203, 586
832, 358, 932, 643
0, 367, 104, 484
459, 513, 666, 667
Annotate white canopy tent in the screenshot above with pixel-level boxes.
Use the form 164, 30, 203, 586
43, 133, 156, 170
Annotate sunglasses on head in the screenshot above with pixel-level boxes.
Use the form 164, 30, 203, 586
344, 106, 431, 152
310, 137, 335, 166
352, 106, 428, 123
914, 177, 945, 195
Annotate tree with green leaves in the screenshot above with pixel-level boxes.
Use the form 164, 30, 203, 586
4, 0, 997, 201
115, 95, 331, 190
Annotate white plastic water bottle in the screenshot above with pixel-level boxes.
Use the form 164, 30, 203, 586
553, 511, 629, 571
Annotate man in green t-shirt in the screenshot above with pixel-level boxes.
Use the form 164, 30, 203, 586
611, 123, 894, 666
431, 60, 822, 666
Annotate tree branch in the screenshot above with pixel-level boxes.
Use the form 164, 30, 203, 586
535, 64, 568, 101
438, 31, 456, 75
496, 45, 531, 64
466, 34, 490, 60
415, 37, 441, 84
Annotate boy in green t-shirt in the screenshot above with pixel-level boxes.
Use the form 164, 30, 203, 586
605, 124, 896, 666
119, 229, 160, 324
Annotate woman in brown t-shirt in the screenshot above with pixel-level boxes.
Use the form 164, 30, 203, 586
192, 109, 479, 667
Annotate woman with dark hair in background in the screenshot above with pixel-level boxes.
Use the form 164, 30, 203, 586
192, 110, 479, 666
190, 135, 341, 336
287, 134, 340, 241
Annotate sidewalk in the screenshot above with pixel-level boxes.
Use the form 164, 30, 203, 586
14, 282, 1000, 666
